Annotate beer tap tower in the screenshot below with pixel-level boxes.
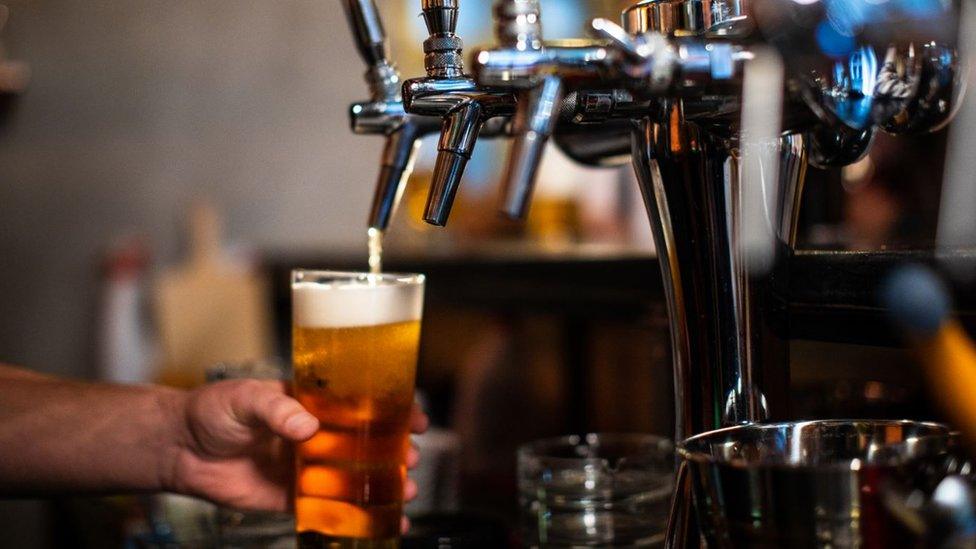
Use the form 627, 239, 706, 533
341, 0, 963, 542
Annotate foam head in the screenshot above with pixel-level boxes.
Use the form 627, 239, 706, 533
293, 273, 424, 329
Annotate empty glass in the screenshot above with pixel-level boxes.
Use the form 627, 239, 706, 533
518, 433, 674, 548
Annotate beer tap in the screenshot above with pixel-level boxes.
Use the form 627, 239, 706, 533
473, 6, 749, 219
337, 1, 964, 546
486, 0, 561, 220
342, 0, 440, 231
401, 0, 518, 227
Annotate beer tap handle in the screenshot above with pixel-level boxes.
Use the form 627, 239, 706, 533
590, 18, 646, 61
341, 0, 399, 101
424, 101, 483, 226
342, 0, 388, 69
343, 0, 428, 230
421, 0, 463, 78
403, 0, 518, 226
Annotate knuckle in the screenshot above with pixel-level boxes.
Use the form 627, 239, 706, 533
233, 379, 267, 396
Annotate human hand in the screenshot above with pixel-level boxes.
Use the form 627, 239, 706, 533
162, 379, 429, 514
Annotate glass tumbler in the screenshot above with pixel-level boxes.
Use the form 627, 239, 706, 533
518, 433, 674, 548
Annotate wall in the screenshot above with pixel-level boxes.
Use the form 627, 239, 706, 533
0, 0, 393, 380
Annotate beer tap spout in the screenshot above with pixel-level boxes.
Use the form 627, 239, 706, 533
402, 0, 518, 227
342, 0, 439, 231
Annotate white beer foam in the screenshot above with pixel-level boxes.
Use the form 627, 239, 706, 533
293, 280, 424, 328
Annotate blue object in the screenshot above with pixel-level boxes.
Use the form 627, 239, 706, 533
816, 20, 857, 59
879, 264, 953, 336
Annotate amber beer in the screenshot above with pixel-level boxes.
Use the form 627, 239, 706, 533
292, 270, 425, 548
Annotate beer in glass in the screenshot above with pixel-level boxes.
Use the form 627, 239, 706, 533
292, 270, 424, 548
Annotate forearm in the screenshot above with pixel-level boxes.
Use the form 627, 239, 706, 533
0, 364, 188, 495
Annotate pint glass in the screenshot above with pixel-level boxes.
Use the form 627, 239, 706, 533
292, 270, 425, 548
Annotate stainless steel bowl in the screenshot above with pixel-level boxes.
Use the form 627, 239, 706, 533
677, 420, 954, 548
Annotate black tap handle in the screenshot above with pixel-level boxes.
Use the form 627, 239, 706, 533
342, 0, 389, 67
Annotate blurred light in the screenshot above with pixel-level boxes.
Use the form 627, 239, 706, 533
826, 0, 868, 36
816, 21, 856, 58
740, 49, 785, 276
841, 155, 873, 190
938, 0, 976, 280
897, 0, 943, 18
848, 46, 878, 96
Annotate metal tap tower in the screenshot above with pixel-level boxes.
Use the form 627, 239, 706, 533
341, 0, 962, 541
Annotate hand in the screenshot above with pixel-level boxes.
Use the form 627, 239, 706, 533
163, 379, 429, 513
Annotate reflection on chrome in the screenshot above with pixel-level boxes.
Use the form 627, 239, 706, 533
340, 0, 964, 546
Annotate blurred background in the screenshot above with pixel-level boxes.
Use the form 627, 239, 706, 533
0, 0, 955, 546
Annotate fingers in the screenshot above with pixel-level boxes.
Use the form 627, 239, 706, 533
407, 443, 420, 469
404, 477, 418, 501
401, 475, 418, 535
229, 380, 318, 442
410, 401, 429, 434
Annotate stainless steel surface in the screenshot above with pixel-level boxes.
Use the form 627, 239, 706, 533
402, 1, 518, 226
624, 0, 684, 35
473, 13, 748, 220
342, 0, 440, 230
702, 0, 748, 35
339, 1, 964, 545
491, 0, 560, 220
493, 0, 542, 51
630, 109, 801, 439
678, 420, 954, 548
402, 76, 516, 226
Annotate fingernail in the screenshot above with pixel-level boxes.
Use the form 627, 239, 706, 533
285, 412, 318, 434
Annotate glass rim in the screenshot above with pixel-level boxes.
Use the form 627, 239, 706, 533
291, 269, 425, 286
518, 432, 674, 464
676, 419, 953, 470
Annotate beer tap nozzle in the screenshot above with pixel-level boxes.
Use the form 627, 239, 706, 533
501, 75, 563, 219
343, 0, 437, 231
492, 0, 565, 220
403, 0, 517, 227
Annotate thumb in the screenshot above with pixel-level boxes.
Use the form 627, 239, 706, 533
228, 380, 319, 441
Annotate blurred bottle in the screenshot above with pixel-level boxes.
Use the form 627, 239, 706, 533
396, 143, 636, 247
97, 237, 158, 384
153, 203, 272, 388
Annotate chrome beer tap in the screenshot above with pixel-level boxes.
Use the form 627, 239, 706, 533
342, 0, 440, 230
469, 0, 961, 440
474, 2, 752, 220
480, 0, 562, 220
401, 0, 518, 226
341, 0, 964, 544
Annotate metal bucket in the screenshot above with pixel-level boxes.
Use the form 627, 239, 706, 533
676, 420, 954, 548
